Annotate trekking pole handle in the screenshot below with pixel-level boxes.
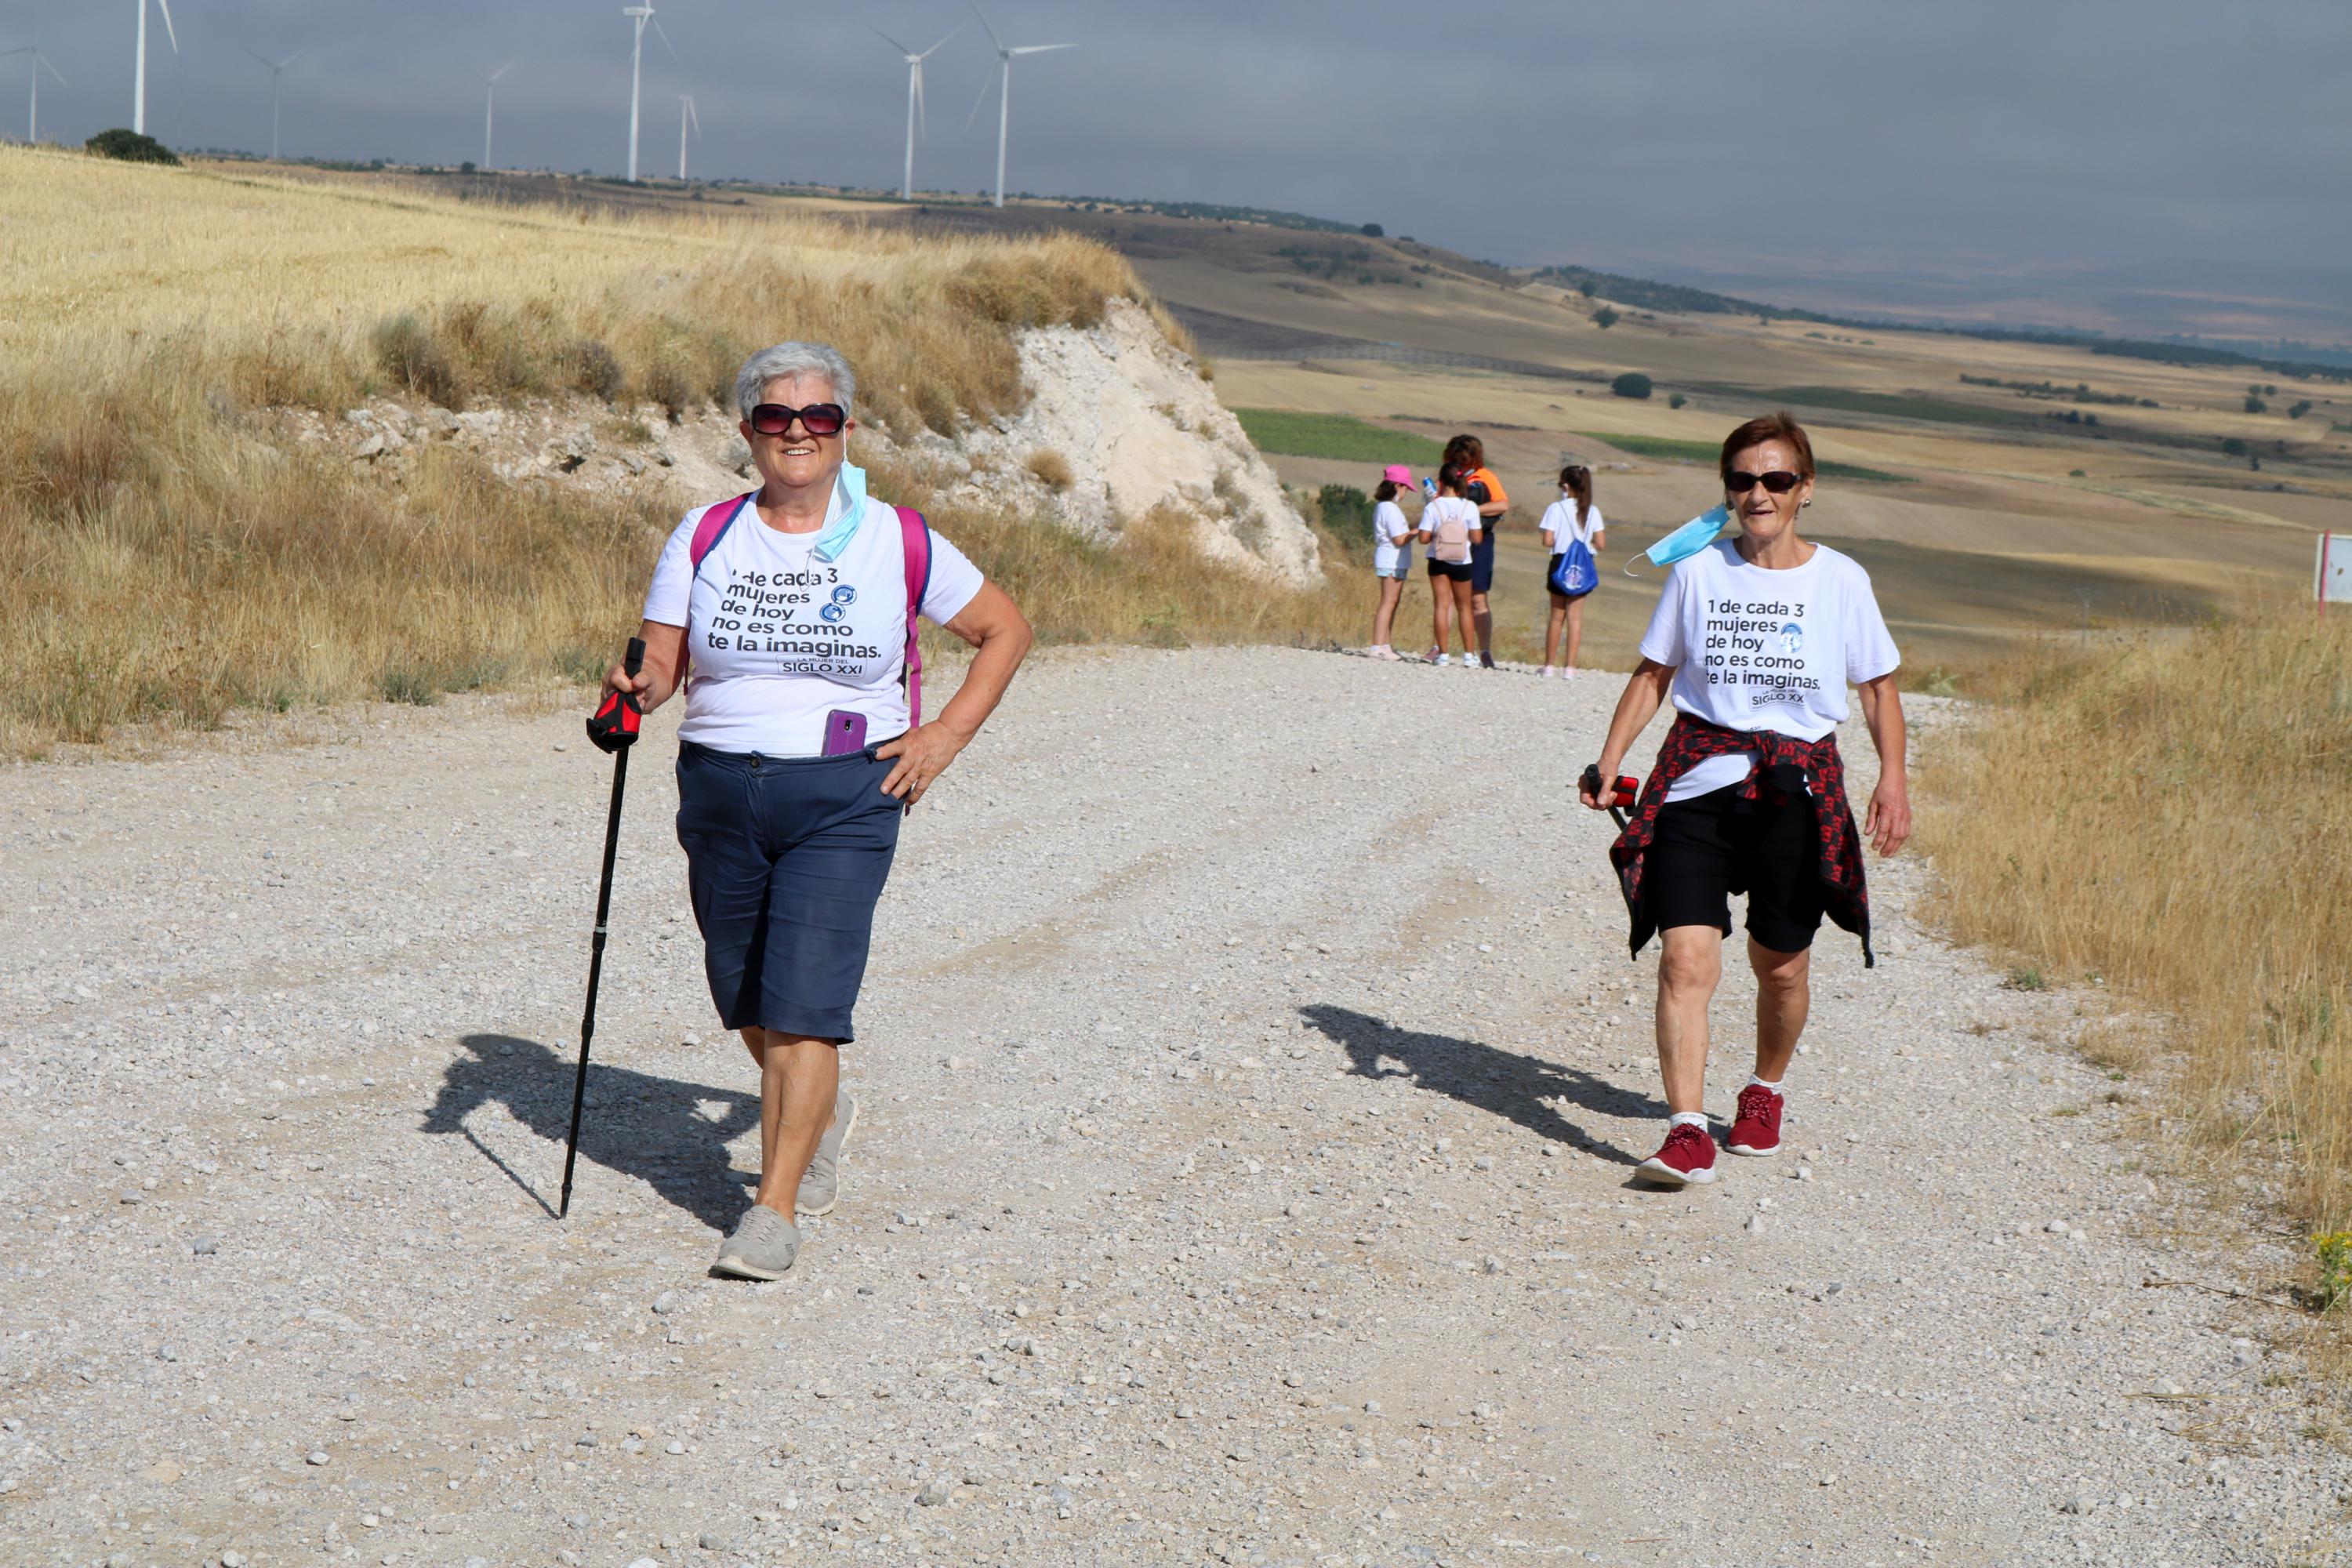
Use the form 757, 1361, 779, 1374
623, 637, 646, 680
1580, 764, 1637, 829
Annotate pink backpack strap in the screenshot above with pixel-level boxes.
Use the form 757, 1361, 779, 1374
896, 505, 931, 728
690, 492, 756, 578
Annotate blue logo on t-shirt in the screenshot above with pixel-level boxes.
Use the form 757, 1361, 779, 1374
1777, 622, 1804, 656
819, 602, 848, 623
831, 585, 857, 606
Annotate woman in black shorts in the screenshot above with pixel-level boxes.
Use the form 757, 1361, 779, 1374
1417, 466, 1483, 666
1579, 412, 1911, 1187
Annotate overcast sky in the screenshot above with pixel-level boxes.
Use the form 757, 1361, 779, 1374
11, 1, 2349, 332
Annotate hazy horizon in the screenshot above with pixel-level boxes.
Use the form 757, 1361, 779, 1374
9, 0, 2347, 343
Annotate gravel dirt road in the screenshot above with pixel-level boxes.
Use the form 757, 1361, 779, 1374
2, 647, 2338, 1567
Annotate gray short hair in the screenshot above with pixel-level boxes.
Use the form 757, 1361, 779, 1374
732, 341, 856, 422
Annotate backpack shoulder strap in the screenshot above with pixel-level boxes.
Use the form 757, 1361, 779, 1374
689, 492, 756, 577
895, 505, 931, 729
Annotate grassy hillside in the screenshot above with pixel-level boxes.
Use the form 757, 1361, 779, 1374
0, 147, 1355, 753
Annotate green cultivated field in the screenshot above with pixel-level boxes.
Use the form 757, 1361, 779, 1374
1234, 408, 1447, 466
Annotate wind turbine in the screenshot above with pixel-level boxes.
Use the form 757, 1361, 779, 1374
622, 3, 676, 183
132, 0, 178, 137
866, 21, 960, 201
964, 5, 1072, 209
2, 38, 67, 144
677, 93, 699, 180
474, 62, 514, 169
244, 48, 304, 161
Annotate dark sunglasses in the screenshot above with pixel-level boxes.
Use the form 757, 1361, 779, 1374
1725, 470, 1804, 495
749, 402, 847, 438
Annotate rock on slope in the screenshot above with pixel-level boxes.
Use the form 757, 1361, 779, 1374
294, 297, 1322, 584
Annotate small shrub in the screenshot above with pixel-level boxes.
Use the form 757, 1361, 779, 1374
2003, 964, 2049, 992
1316, 483, 1374, 551
1611, 372, 1653, 401
2289, 400, 2314, 419
565, 339, 626, 403
1667, 392, 1687, 410
2318, 1232, 2352, 1313
1919, 667, 1960, 698
2245, 394, 2268, 415
378, 665, 442, 706
639, 357, 697, 422
2069, 468, 2086, 477
372, 312, 460, 407
1593, 305, 1618, 329
86, 128, 179, 165
1025, 448, 1074, 492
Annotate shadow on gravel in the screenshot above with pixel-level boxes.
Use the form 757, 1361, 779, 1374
424, 1035, 759, 1230
1299, 1004, 1661, 1166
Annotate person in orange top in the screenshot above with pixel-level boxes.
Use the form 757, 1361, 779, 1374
1444, 434, 1509, 668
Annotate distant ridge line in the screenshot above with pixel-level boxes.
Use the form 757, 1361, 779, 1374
1168, 304, 1604, 384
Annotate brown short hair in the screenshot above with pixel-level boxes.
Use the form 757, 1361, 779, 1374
1719, 412, 1814, 485
1445, 434, 1485, 468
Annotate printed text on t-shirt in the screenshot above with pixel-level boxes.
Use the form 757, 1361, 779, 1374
1698, 595, 1820, 709
707, 564, 884, 673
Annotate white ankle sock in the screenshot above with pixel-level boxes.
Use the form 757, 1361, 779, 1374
1745, 1074, 1783, 1094
1668, 1111, 1708, 1131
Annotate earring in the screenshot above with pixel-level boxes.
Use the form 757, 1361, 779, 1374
1801, 499, 1811, 507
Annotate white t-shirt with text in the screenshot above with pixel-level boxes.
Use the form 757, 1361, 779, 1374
1637, 539, 1899, 801
1372, 499, 1414, 573
642, 490, 985, 757
1540, 499, 1605, 554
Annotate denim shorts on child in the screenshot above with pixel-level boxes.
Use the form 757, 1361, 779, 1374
673, 738, 904, 1043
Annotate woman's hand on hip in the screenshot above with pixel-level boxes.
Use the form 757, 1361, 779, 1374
877, 722, 967, 804
1864, 777, 1912, 857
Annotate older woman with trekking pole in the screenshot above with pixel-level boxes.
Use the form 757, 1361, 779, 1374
1581, 412, 1909, 1187
603, 340, 1033, 1278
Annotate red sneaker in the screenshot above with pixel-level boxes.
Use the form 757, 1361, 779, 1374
1728, 1083, 1784, 1157
1636, 1123, 1717, 1186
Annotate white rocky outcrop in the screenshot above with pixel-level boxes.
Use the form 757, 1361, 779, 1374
289, 296, 1319, 583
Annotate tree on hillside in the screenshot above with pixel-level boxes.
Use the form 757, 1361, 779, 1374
1612, 372, 1653, 401
1593, 306, 1619, 330
2289, 400, 2314, 419
86, 128, 179, 165
1360, 223, 1384, 238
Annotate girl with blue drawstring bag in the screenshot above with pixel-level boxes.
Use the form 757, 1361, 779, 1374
1539, 464, 1604, 677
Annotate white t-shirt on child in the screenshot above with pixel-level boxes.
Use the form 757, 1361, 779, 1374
642, 488, 985, 757
1637, 538, 1899, 802
1371, 499, 1414, 572
1540, 499, 1604, 553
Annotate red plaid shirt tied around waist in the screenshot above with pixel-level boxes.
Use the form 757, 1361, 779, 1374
1608, 713, 1874, 967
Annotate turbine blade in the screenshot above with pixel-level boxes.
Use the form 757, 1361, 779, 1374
970, 3, 1004, 53
1009, 43, 1075, 54
281, 49, 306, 70
245, 49, 275, 69
651, 15, 677, 62
961, 64, 996, 135
916, 24, 964, 60
490, 61, 516, 82
41, 53, 67, 85
154, 0, 179, 55
863, 21, 913, 56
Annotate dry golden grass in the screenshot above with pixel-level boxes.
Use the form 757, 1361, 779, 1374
0, 145, 1350, 752
1926, 605, 2352, 1254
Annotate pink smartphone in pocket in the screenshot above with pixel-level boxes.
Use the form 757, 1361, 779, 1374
822, 710, 869, 757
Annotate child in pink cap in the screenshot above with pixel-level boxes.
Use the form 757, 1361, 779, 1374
1368, 464, 1417, 659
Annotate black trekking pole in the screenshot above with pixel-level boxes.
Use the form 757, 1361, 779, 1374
1580, 763, 1639, 831
561, 637, 647, 1220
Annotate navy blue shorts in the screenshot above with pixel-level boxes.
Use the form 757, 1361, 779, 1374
674, 739, 903, 1043
1468, 529, 1497, 594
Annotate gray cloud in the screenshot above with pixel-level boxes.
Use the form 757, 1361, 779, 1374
9, 0, 2346, 318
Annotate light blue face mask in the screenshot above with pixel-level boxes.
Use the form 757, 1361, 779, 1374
812, 462, 869, 562
1624, 505, 1731, 575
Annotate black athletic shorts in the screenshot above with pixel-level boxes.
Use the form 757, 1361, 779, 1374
1647, 783, 1826, 953
1426, 557, 1474, 583
1468, 529, 1497, 593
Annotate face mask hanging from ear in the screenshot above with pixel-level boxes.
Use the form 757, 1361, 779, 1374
1624, 505, 1731, 575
